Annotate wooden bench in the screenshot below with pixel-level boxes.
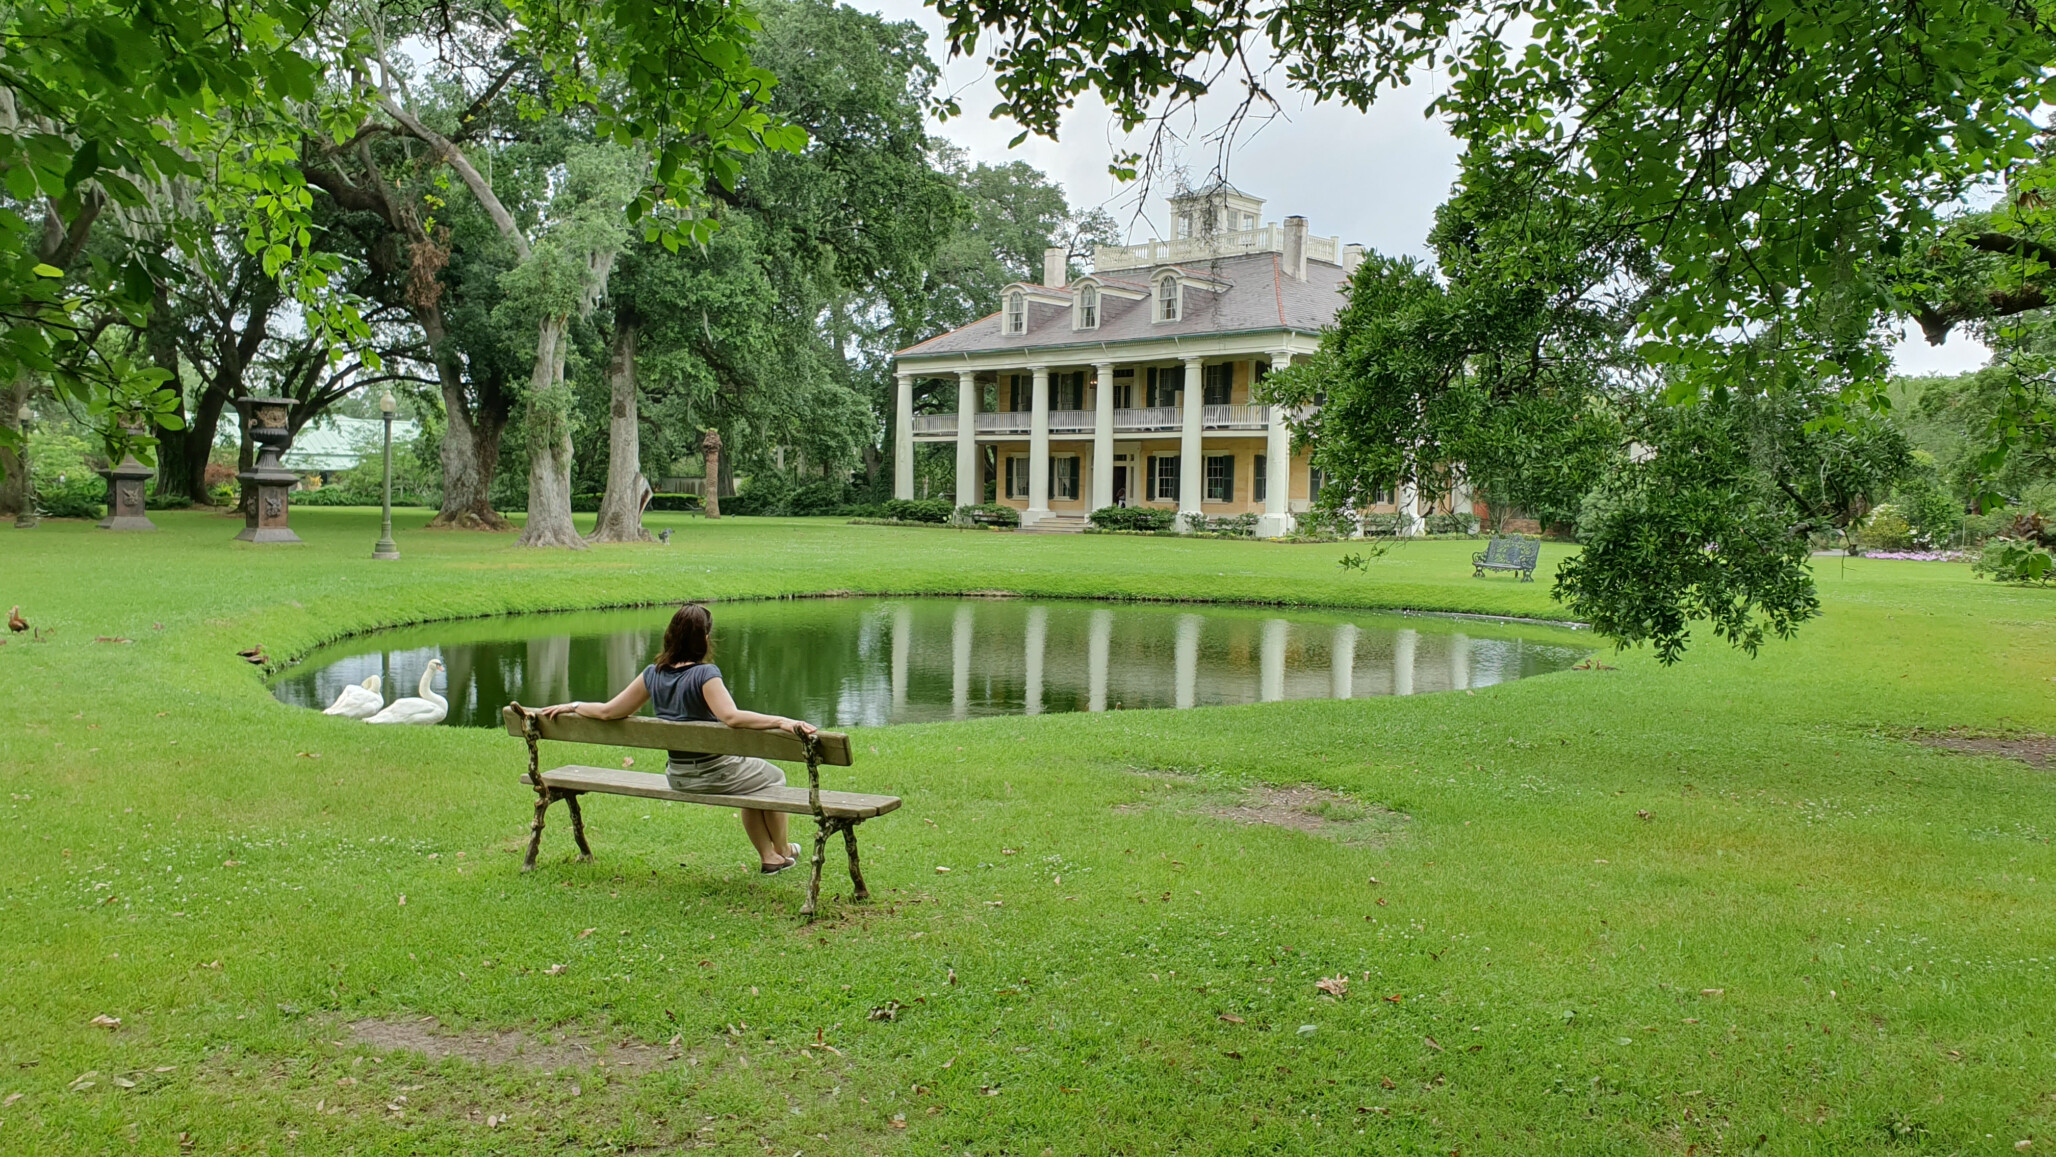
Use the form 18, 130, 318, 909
1472, 535, 1540, 581
502, 705, 901, 918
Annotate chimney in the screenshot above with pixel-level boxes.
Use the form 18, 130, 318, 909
1042, 246, 1067, 288
1282, 216, 1308, 281
1341, 243, 1365, 276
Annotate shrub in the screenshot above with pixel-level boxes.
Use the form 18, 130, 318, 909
722, 472, 797, 517
882, 497, 954, 524
145, 492, 192, 510
1899, 487, 1962, 547
1852, 504, 1915, 552
28, 429, 107, 520
648, 492, 701, 512
1425, 511, 1480, 536
789, 480, 854, 517
1090, 505, 1176, 531
1359, 512, 1404, 536
1181, 511, 1258, 537
1972, 537, 2056, 584
956, 502, 1020, 527
292, 485, 382, 507
1292, 507, 1355, 539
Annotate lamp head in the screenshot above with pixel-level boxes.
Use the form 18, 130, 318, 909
15, 403, 28, 424
378, 389, 397, 416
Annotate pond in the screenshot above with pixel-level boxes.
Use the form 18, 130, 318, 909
271, 598, 1592, 728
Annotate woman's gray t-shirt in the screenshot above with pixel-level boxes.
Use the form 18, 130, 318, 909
644, 663, 721, 761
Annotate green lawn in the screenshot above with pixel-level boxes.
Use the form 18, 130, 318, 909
2, 508, 2053, 1155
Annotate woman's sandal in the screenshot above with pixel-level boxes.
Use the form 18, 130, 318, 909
761, 858, 795, 875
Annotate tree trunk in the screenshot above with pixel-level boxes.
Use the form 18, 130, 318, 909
588, 317, 650, 543
0, 372, 28, 518
516, 315, 586, 549
422, 304, 513, 531
718, 443, 735, 499
702, 429, 723, 519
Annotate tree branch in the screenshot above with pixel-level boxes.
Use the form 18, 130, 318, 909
377, 94, 531, 261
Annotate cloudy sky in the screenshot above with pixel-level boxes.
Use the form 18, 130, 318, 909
863, 0, 1989, 377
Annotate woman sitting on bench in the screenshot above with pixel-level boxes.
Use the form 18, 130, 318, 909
540, 603, 819, 875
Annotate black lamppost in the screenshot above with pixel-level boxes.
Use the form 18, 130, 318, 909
12, 402, 33, 529
372, 389, 399, 560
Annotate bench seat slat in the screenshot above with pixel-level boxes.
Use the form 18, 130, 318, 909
526, 766, 901, 819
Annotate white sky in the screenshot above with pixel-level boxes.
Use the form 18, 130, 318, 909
863, 0, 1989, 377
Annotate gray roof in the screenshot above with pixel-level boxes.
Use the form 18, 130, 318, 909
281, 415, 421, 472
895, 251, 1349, 361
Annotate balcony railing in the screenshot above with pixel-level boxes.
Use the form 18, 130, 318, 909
1203, 404, 1268, 430
912, 404, 1276, 438
1113, 406, 1181, 433
1092, 229, 1341, 271
975, 412, 1030, 435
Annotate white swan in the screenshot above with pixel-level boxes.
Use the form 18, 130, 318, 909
365, 660, 448, 725
322, 675, 384, 719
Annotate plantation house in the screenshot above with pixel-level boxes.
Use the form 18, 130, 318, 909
892, 185, 1462, 535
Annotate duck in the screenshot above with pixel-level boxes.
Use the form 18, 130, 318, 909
7, 606, 26, 634
364, 660, 448, 725
322, 675, 384, 719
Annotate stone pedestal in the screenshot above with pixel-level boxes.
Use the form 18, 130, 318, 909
234, 397, 302, 544
97, 448, 157, 531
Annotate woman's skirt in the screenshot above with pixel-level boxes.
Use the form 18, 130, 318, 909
665, 753, 785, 796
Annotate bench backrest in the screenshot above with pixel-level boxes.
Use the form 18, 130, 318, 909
1486, 536, 1539, 566
501, 705, 854, 766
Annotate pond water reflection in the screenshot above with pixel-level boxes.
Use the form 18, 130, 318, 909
271, 598, 1591, 728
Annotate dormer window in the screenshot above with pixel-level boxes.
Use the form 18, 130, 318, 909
1076, 285, 1098, 330
1157, 275, 1180, 322
1005, 291, 1026, 335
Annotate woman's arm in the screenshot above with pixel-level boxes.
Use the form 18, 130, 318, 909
539, 677, 650, 721
701, 677, 818, 738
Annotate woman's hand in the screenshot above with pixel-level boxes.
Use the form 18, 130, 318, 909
784, 718, 818, 739
539, 702, 582, 719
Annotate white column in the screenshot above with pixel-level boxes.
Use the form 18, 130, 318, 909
1394, 628, 1417, 696
951, 602, 974, 720
1091, 361, 1115, 511
1175, 613, 1202, 709
955, 371, 979, 509
1260, 618, 1288, 702
1331, 623, 1358, 700
891, 604, 912, 716
1258, 351, 1293, 537
1399, 476, 1424, 537
1024, 605, 1047, 715
1179, 356, 1204, 531
1026, 365, 1051, 524
1088, 608, 1112, 712
1450, 633, 1470, 691
894, 372, 915, 500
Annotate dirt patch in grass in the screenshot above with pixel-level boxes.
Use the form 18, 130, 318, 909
1120, 770, 1407, 844
345, 1017, 679, 1073
1915, 730, 2056, 769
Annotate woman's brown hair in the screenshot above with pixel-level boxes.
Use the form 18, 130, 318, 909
655, 603, 712, 668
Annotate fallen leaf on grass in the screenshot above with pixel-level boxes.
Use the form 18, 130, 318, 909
1380, 1077, 1396, 1089
934, 865, 951, 874
68, 1073, 97, 1092
1700, 988, 1724, 997
946, 968, 957, 986
110, 1077, 135, 1089
1384, 993, 1404, 1004
89, 1015, 120, 1029
890, 1114, 907, 1129
578, 928, 596, 938
222, 860, 242, 868
544, 964, 568, 975
93, 636, 132, 644
3, 1092, 22, 1106
621, 757, 635, 769
1315, 975, 1349, 997
1424, 1036, 1443, 1051
979, 1086, 1000, 1096
1218, 1013, 1245, 1024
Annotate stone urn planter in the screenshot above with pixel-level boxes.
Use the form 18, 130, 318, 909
97, 426, 157, 532
234, 397, 302, 544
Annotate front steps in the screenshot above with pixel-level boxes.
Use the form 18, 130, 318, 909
1017, 513, 1091, 534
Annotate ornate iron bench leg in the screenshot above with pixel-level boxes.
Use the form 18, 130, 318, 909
564, 791, 593, 861
843, 819, 870, 902
801, 816, 833, 919
523, 784, 553, 872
